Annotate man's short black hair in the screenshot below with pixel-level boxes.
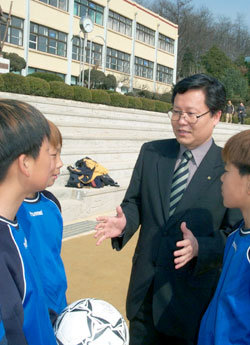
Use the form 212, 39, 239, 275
172, 74, 226, 115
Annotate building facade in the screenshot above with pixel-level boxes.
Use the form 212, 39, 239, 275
1, 0, 178, 94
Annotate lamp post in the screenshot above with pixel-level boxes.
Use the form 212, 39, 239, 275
78, 32, 86, 86
88, 35, 106, 89
79, 15, 94, 86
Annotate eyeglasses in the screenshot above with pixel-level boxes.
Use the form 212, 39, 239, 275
168, 109, 211, 124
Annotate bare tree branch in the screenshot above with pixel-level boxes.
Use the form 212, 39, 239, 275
0, 2, 13, 55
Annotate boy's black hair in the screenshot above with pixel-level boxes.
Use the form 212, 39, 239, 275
0, 99, 50, 182
172, 74, 226, 115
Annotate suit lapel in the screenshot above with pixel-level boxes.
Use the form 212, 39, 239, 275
168, 142, 223, 225
157, 140, 180, 223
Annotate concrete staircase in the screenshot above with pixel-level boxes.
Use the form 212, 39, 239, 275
1, 92, 248, 230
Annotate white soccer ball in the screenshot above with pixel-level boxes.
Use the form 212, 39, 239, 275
54, 298, 129, 345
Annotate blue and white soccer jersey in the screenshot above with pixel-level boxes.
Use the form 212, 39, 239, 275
0, 217, 57, 345
17, 190, 67, 316
0, 311, 7, 345
198, 221, 250, 345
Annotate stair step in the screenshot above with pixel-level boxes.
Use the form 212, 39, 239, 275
59, 186, 127, 224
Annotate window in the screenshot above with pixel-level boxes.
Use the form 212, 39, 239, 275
39, 0, 68, 11
0, 14, 23, 46
85, 41, 102, 66
72, 36, 102, 66
71, 75, 78, 85
136, 23, 155, 46
134, 57, 153, 79
74, 0, 104, 25
72, 36, 82, 61
29, 23, 67, 57
158, 33, 174, 54
106, 48, 130, 73
108, 10, 132, 36
156, 64, 173, 84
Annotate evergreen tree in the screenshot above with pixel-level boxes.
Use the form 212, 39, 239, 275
180, 48, 195, 77
221, 67, 248, 100
201, 46, 233, 79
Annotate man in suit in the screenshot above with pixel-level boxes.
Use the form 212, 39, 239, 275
95, 74, 242, 345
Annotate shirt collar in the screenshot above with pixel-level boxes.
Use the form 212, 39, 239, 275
239, 220, 250, 236
0, 215, 18, 228
179, 138, 213, 166
24, 192, 40, 203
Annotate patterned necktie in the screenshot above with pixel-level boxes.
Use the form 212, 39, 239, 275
169, 150, 193, 217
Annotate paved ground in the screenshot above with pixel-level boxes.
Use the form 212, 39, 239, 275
61, 229, 138, 323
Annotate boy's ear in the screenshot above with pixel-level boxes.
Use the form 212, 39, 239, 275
18, 154, 31, 177
247, 176, 250, 194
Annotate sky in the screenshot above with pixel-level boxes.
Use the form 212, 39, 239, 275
192, 0, 250, 30
145, 0, 250, 31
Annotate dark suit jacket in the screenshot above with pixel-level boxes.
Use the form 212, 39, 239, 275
112, 138, 242, 341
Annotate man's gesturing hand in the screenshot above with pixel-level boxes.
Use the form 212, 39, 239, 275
173, 222, 199, 269
94, 206, 126, 246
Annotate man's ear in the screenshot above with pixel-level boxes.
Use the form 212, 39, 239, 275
213, 110, 222, 126
18, 154, 31, 177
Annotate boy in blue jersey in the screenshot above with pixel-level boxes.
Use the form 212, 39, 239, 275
17, 120, 67, 322
0, 311, 7, 345
198, 129, 250, 345
0, 99, 57, 345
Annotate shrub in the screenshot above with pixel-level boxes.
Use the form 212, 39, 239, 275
27, 72, 64, 82
2, 73, 30, 94
137, 89, 154, 99
3, 52, 26, 72
220, 113, 226, 122
105, 90, 117, 94
232, 115, 239, 124
126, 91, 137, 97
127, 96, 142, 109
244, 117, 250, 125
25, 77, 50, 97
73, 85, 92, 102
49, 81, 74, 99
140, 97, 155, 111
0, 74, 4, 91
154, 100, 171, 113
110, 93, 129, 107
103, 74, 117, 90
91, 89, 111, 105
160, 92, 172, 103
84, 69, 105, 89
152, 93, 161, 101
